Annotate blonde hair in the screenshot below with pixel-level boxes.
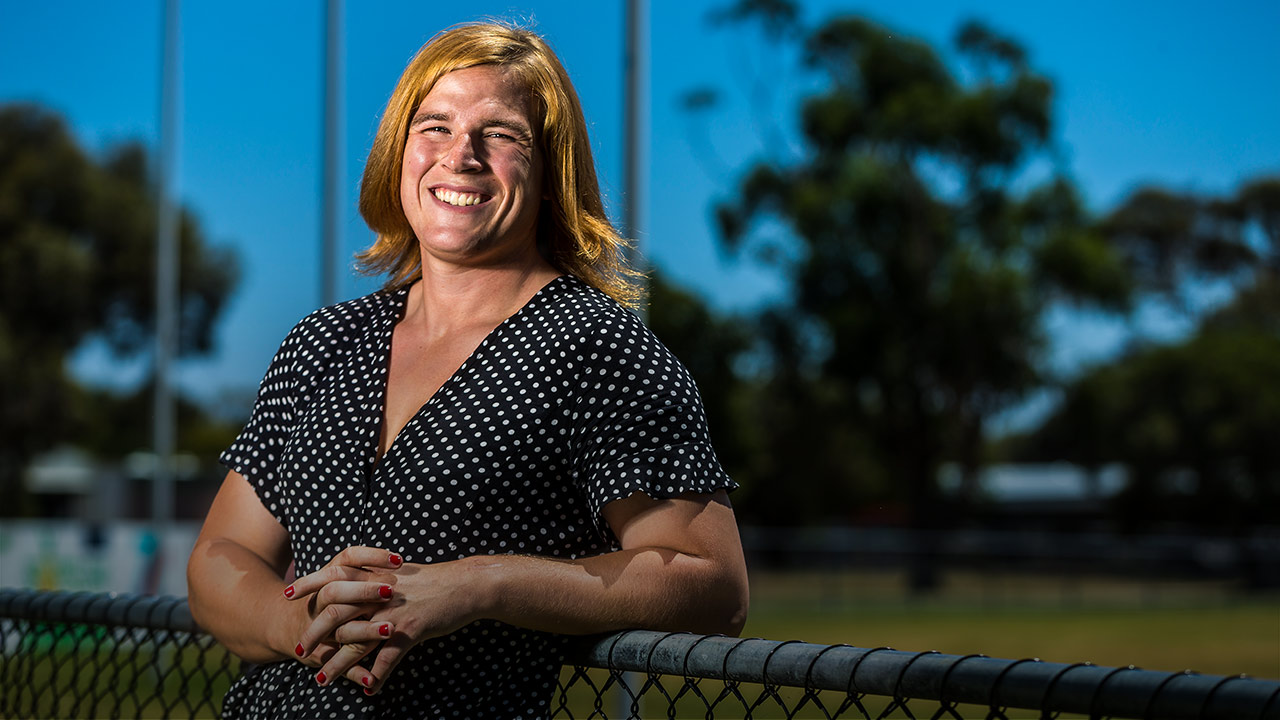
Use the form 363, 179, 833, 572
356, 21, 642, 307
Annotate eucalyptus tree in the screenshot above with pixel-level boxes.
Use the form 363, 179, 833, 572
0, 104, 238, 514
703, 6, 1129, 585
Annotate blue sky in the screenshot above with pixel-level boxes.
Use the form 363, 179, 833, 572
2, 0, 1278, 422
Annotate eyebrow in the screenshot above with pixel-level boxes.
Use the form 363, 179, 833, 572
410, 110, 452, 125
409, 110, 533, 139
486, 118, 534, 139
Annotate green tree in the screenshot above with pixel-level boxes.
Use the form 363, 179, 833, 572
645, 270, 752, 464
1027, 327, 1280, 533
0, 104, 239, 514
1023, 175, 1280, 536
703, 8, 1131, 586
645, 271, 883, 524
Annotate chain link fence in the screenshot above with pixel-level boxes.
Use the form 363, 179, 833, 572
3, 588, 1278, 719
0, 590, 239, 719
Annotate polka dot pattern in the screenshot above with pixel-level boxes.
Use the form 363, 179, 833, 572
218, 275, 734, 719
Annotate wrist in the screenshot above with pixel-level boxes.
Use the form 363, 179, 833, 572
267, 591, 307, 660
461, 554, 507, 623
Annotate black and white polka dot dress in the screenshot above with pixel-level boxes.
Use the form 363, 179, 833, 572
218, 275, 734, 719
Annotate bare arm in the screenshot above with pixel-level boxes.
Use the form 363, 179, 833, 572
485, 489, 749, 635
186, 470, 298, 663
293, 489, 749, 692
189, 470, 405, 673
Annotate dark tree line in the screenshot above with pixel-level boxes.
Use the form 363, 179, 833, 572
647, 2, 1280, 565
1017, 179, 1280, 534
0, 104, 239, 515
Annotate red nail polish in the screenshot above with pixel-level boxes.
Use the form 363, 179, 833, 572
315, 671, 327, 685
389, 553, 403, 566
295, 643, 305, 657
364, 687, 375, 696
362, 676, 372, 687
379, 623, 391, 637
283, 585, 295, 599
379, 584, 393, 599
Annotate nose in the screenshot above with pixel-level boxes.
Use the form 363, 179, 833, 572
443, 132, 482, 172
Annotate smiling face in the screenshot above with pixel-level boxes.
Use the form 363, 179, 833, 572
400, 64, 544, 269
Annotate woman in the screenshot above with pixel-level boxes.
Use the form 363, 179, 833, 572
187, 21, 748, 719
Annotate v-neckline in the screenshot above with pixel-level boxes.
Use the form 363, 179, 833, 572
370, 275, 569, 471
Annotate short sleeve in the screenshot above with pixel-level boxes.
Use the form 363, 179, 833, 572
571, 310, 736, 529
219, 322, 309, 527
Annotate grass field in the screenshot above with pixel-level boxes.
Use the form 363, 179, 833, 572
742, 569, 1280, 679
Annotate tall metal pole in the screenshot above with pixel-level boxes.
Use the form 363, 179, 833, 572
617, 2, 648, 715
151, 0, 181, 587
622, 0, 640, 243
624, 0, 649, 322
320, 0, 343, 306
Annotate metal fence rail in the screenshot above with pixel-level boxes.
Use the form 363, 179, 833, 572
2, 588, 1278, 719
560, 632, 1280, 719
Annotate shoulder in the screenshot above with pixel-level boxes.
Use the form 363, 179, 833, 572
280, 289, 402, 351
268, 289, 403, 378
540, 276, 698, 396
537, 275, 650, 345
293, 289, 402, 339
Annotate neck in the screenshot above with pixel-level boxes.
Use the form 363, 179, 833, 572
403, 253, 561, 339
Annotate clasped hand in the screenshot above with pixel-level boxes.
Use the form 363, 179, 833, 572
283, 546, 481, 695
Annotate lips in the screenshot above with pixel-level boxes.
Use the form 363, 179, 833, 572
432, 187, 489, 207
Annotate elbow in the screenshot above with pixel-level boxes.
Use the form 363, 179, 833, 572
690, 562, 748, 637
186, 544, 206, 624
729, 593, 749, 637
693, 544, 750, 637
185, 541, 218, 634
721, 574, 750, 637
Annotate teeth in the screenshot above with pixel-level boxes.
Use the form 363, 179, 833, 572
433, 188, 484, 206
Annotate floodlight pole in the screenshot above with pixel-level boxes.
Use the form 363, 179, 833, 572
320, 0, 343, 307
617, 1, 649, 715
151, 0, 181, 586
624, 0, 649, 322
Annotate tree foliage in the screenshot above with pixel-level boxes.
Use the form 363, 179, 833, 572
0, 104, 239, 512
706, 9, 1132, 547
645, 269, 753, 465
1023, 177, 1280, 533
688, 4, 1280, 545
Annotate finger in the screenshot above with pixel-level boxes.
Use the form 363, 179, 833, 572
365, 635, 413, 695
333, 620, 394, 646
314, 641, 376, 689
285, 564, 365, 600
285, 548, 403, 599
341, 643, 382, 692
331, 546, 405, 571
349, 665, 380, 694
293, 640, 339, 667
314, 580, 396, 610
298, 602, 371, 654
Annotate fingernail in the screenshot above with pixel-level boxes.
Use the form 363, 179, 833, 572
362, 676, 372, 687
379, 584, 393, 599
294, 643, 305, 657
389, 553, 403, 566
283, 585, 295, 599
364, 687, 375, 696
379, 623, 391, 637
315, 671, 327, 685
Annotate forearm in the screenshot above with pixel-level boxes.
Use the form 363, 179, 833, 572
470, 546, 749, 637
187, 537, 297, 664
290, 490, 750, 693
